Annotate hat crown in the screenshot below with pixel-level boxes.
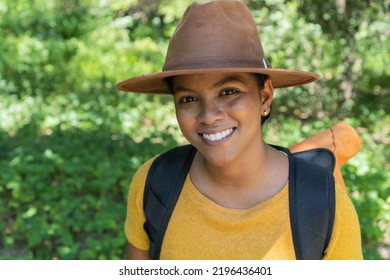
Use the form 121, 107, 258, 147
163, 0, 270, 71
116, 0, 319, 93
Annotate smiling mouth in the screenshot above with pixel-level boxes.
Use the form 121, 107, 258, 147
201, 128, 235, 142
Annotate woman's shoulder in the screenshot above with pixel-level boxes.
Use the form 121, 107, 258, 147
323, 181, 363, 259
128, 154, 160, 198
131, 155, 159, 184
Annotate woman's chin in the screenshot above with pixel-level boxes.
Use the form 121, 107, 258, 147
198, 151, 236, 168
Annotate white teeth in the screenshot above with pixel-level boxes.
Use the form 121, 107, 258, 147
203, 128, 234, 141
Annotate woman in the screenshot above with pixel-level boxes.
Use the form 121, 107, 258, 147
116, 0, 362, 260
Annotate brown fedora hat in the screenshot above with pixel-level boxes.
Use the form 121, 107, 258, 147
116, 0, 319, 94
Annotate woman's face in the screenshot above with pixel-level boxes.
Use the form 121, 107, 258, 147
173, 72, 273, 167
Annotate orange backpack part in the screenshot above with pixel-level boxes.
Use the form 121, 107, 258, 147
289, 122, 363, 188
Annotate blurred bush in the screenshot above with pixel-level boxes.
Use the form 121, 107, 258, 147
0, 122, 177, 259
0, 0, 388, 259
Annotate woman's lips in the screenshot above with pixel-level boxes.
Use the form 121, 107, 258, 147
200, 128, 235, 142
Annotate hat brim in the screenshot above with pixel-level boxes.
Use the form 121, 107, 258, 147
116, 68, 319, 94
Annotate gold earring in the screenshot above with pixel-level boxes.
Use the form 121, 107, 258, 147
262, 110, 269, 116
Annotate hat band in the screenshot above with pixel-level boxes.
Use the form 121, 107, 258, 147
162, 56, 271, 71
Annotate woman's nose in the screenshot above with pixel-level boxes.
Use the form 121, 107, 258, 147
197, 100, 225, 125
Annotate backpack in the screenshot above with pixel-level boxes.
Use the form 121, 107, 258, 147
143, 144, 336, 260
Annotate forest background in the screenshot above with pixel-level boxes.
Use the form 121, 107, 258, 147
0, 0, 389, 260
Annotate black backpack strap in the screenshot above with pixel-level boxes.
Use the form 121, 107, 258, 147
143, 144, 196, 260
292, 148, 336, 172
144, 144, 335, 260
276, 146, 335, 259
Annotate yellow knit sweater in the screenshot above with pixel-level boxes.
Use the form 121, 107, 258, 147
125, 156, 363, 260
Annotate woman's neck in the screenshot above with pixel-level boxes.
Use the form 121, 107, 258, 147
190, 143, 289, 209
199, 143, 268, 188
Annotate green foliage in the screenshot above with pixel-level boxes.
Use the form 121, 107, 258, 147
0, 0, 180, 259
0, 0, 388, 259
0, 122, 177, 259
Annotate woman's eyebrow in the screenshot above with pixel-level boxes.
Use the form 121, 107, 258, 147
174, 75, 247, 94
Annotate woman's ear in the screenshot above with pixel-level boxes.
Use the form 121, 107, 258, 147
261, 79, 274, 113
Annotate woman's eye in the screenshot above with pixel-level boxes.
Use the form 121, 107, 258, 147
179, 96, 197, 103
220, 88, 239, 96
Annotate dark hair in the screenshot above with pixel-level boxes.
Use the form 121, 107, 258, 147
164, 73, 271, 124
165, 76, 175, 94
253, 74, 271, 125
